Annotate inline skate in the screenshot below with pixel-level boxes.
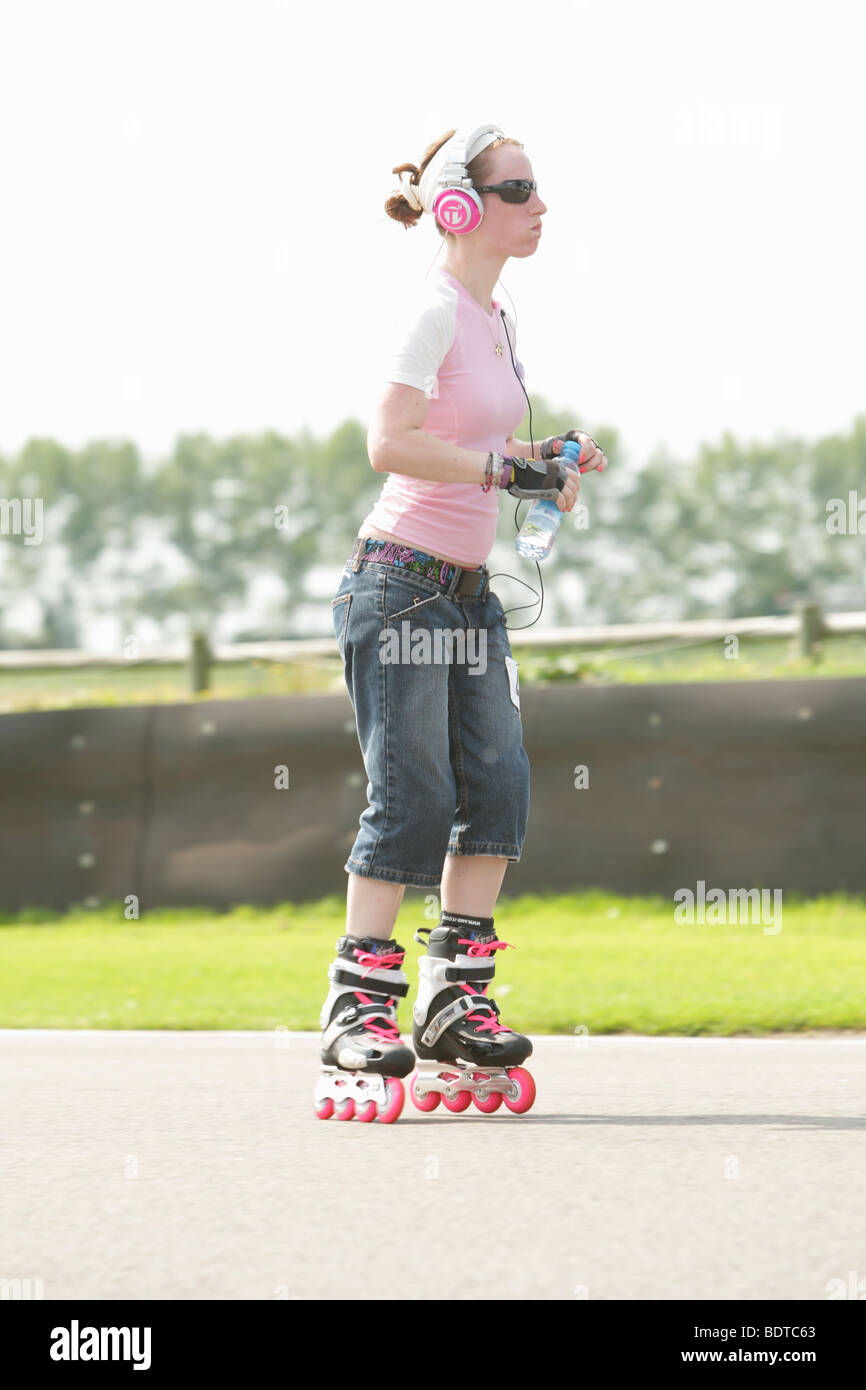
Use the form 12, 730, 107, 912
409, 911, 536, 1115
314, 933, 415, 1123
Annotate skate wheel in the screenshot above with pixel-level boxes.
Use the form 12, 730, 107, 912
375, 1078, 404, 1124
355, 1100, 377, 1122
333, 1097, 355, 1120
503, 1066, 536, 1114
472, 1075, 503, 1113
410, 1071, 440, 1112
314, 1096, 334, 1120
439, 1071, 471, 1113
441, 1085, 472, 1113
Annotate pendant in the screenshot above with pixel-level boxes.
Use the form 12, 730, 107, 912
495, 343, 503, 356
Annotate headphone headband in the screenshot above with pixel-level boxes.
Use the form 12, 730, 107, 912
421, 123, 506, 234
437, 124, 504, 191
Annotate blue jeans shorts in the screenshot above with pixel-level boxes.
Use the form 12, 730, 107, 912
330, 547, 531, 889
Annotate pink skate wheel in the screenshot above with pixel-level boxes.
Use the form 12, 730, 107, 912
355, 1099, 377, 1122
314, 1096, 334, 1120
471, 1073, 503, 1113
410, 1071, 440, 1111
440, 1072, 472, 1113
375, 1078, 404, 1124
333, 1097, 355, 1120
503, 1066, 536, 1114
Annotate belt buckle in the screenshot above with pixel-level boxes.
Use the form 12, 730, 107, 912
441, 562, 459, 600
455, 567, 484, 599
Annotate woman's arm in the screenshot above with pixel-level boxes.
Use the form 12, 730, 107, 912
369, 382, 492, 484
372, 426, 493, 485
504, 436, 541, 461
369, 387, 540, 483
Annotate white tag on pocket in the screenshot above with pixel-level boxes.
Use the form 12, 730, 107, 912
505, 656, 521, 712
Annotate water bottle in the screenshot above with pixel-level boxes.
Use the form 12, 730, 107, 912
514, 440, 582, 560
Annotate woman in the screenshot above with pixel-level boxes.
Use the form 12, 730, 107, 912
314, 124, 608, 1123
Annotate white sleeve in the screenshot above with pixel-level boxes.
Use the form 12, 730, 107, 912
382, 285, 457, 398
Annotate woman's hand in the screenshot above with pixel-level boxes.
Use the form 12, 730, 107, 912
505, 456, 580, 509
541, 430, 608, 474
555, 460, 581, 512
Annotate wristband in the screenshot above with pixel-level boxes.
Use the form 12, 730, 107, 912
481, 451, 507, 492
481, 452, 517, 492
481, 451, 494, 492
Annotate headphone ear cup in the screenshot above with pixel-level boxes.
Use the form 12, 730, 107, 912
432, 186, 483, 234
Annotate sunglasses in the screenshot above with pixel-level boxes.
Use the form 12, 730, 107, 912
475, 179, 537, 204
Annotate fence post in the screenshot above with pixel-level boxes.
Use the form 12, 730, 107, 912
797, 601, 824, 661
189, 630, 212, 693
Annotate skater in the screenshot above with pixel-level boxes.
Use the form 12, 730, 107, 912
315, 123, 608, 1123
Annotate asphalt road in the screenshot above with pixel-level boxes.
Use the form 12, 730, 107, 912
1, 1030, 864, 1301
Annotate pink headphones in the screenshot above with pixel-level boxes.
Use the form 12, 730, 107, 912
431, 125, 505, 235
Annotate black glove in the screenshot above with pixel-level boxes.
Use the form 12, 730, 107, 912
504, 455, 575, 500
539, 429, 585, 462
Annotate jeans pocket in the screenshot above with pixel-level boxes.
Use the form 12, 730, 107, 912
383, 573, 443, 625
331, 592, 352, 660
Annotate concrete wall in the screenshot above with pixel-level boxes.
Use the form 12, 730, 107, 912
1, 677, 864, 911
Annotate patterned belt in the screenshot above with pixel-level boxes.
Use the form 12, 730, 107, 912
349, 537, 489, 600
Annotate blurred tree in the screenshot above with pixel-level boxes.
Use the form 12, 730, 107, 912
1, 409, 863, 649
0, 437, 143, 646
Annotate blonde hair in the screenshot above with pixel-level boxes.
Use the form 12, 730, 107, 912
386, 129, 524, 235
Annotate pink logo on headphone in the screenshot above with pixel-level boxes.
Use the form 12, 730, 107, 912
433, 189, 482, 234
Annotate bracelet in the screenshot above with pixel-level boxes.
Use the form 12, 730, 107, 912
481, 451, 497, 492
481, 451, 513, 492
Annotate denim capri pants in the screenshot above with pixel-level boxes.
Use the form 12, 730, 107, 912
330, 547, 531, 889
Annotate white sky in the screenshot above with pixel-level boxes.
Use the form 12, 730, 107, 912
1, 0, 864, 470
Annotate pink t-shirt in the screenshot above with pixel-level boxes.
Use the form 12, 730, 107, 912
360, 268, 528, 566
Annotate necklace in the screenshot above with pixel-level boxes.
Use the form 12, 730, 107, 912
492, 309, 505, 355
487, 304, 505, 357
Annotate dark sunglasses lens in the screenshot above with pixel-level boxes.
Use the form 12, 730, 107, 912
501, 182, 533, 203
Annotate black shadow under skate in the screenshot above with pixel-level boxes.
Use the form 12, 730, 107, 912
314, 934, 415, 1124
409, 914, 536, 1115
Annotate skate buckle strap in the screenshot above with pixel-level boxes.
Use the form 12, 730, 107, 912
330, 964, 409, 997
444, 960, 494, 984
444, 935, 512, 983
420, 994, 477, 1049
